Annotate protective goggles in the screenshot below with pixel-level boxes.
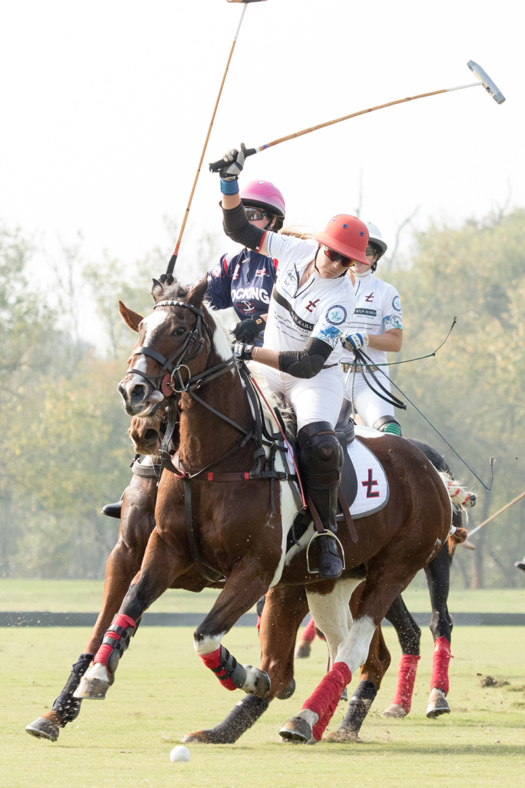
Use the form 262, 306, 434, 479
365, 246, 379, 258
245, 207, 269, 222
322, 246, 355, 268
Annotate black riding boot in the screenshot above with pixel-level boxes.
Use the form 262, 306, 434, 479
102, 501, 122, 519
308, 485, 343, 581
298, 421, 344, 582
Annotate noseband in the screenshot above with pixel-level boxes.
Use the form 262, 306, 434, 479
127, 299, 232, 395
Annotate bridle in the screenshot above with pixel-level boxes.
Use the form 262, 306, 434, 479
127, 299, 233, 396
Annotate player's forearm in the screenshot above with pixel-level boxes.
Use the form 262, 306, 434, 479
367, 330, 403, 353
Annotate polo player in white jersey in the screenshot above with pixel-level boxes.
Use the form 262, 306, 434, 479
339, 222, 404, 436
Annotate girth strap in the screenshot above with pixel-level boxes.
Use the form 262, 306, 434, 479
338, 487, 359, 544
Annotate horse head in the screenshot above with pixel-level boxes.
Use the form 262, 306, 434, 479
128, 412, 165, 455
118, 276, 232, 417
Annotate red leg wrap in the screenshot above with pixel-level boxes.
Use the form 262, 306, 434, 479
392, 654, 420, 713
431, 636, 452, 694
302, 662, 352, 741
256, 615, 262, 632
94, 614, 136, 667
302, 617, 317, 645
199, 647, 237, 692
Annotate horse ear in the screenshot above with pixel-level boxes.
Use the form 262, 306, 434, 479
187, 276, 208, 308
151, 278, 165, 300
119, 301, 143, 332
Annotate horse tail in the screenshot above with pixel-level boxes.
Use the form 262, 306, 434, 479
436, 471, 475, 555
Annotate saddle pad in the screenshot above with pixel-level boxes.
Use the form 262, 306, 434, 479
347, 435, 389, 519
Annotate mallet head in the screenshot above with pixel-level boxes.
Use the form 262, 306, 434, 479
467, 60, 505, 104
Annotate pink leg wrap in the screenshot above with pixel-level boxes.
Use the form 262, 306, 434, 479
302, 662, 352, 741
392, 654, 420, 713
301, 617, 317, 645
199, 647, 237, 691
431, 636, 452, 694
94, 613, 136, 668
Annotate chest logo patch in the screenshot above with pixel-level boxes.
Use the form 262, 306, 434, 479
325, 305, 348, 325
306, 299, 320, 313
283, 270, 297, 287
365, 292, 375, 302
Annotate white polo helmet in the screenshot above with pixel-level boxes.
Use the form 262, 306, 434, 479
365, 221, 388, 256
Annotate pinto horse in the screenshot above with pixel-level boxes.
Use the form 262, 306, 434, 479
29, 278, 462, 745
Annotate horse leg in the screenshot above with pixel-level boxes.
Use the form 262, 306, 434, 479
425, 544, 453, 718
183, 585, 308, 744
381, 594, 421, 718
192, 559, 276, 699
75, 528, 189, 700
26, 476, 156, 740
295, 616, 317, 659
327, 584, 392, 741
280, 566, 416, 743
279, 577, 363, 744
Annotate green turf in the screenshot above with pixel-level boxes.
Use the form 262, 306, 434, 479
2, 578, 525, 614
3, 626, 525, 787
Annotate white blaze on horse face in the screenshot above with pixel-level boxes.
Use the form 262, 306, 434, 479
306, 577, 363, 666
124, 310, 170, 391
335, 614, 376, 675
194, 632, 226, 656
212, 322, 234, 364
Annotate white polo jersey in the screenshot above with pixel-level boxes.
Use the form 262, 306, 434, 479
263, 233, 355, 363
341, 271, 403, 368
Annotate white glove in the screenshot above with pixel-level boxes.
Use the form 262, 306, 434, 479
220, 143, 246, 180
343, 332, 369, 351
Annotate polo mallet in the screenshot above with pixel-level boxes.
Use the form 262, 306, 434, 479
209, 60, 505, 172
165, 0, 267, 279
468, 490, 525, 539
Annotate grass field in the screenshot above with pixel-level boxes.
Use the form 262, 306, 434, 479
2, 625, 525, 788
2, 578, 525, 614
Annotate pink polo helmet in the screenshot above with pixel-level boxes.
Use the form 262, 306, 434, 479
240, 179, 286, 228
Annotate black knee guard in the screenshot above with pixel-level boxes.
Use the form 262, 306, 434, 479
297, 421, 344, 490
372, 416, 402, 437
52, 652, 94, 724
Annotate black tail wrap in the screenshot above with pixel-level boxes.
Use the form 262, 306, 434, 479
51, 652, 94, 725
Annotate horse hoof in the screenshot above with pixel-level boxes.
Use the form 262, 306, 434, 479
275, 678, 296, 700
242, 665, 271, 698
279, 716, 312, 743
294, 640, 311, 659
74, 663, 111, 700
325, 728, 361, 743
426, 688, 450, 718
25, 716, 60, 742
382, 703, 407, 718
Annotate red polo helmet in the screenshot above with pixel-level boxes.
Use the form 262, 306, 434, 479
314, 215, 369, 264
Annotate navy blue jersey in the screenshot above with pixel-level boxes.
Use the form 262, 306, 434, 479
206, 248, 278, 345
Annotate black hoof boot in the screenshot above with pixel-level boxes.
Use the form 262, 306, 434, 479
102, 501, 122, 519
316, 534, 343, 580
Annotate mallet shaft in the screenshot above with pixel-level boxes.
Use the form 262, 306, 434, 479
468, 491, 525, 538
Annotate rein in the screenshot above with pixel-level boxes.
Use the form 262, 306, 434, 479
136, 297, 298, 585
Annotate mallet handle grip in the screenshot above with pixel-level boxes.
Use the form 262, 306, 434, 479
209, 148, 258, 173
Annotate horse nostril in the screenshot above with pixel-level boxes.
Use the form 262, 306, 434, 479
130, 384, 147, 403
144, 429, 159, 442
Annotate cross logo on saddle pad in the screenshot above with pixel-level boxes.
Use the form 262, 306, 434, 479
362, 469, 379, 498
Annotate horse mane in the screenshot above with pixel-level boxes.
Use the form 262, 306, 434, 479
151, 279, 191, 302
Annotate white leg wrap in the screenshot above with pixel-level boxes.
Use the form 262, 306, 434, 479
335, 615, 377, 675
307, 578, 362, 666
194, 633, 225, 656
297, 709, 319, 727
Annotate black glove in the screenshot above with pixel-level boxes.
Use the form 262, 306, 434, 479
231, 316, 265, 343
232, 342, 254, 361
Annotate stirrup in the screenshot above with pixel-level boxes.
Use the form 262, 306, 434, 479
306, 531, 345, 575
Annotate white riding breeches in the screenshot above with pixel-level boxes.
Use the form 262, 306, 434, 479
249, 362, 344, 432
343, 369, 395, 427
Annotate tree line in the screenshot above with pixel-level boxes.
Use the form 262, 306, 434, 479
1, 210, 524, 586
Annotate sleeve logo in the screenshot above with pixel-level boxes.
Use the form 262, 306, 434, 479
326, 305, 347, 325
392, 295, 401, 312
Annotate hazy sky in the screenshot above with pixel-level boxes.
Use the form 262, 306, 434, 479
1, 0, 522, 282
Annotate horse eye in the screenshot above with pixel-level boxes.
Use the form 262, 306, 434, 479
173, 326, 186, 337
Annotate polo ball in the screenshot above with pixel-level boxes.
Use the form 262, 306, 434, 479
170, 745, 190, 763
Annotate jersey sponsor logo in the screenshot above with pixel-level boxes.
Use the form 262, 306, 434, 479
272, 289, 314, 332
232, 264, 241, 281
238, 301, 256, 314
354, 308, 377, 317
325, 305, 348, 325
231, 286, 270, 305
305, 298, 320, 313
255, 269, 269, 277
392, 295, 401, 312
365, 293, 375, 302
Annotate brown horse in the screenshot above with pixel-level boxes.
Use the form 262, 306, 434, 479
31, 278, 462, 745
